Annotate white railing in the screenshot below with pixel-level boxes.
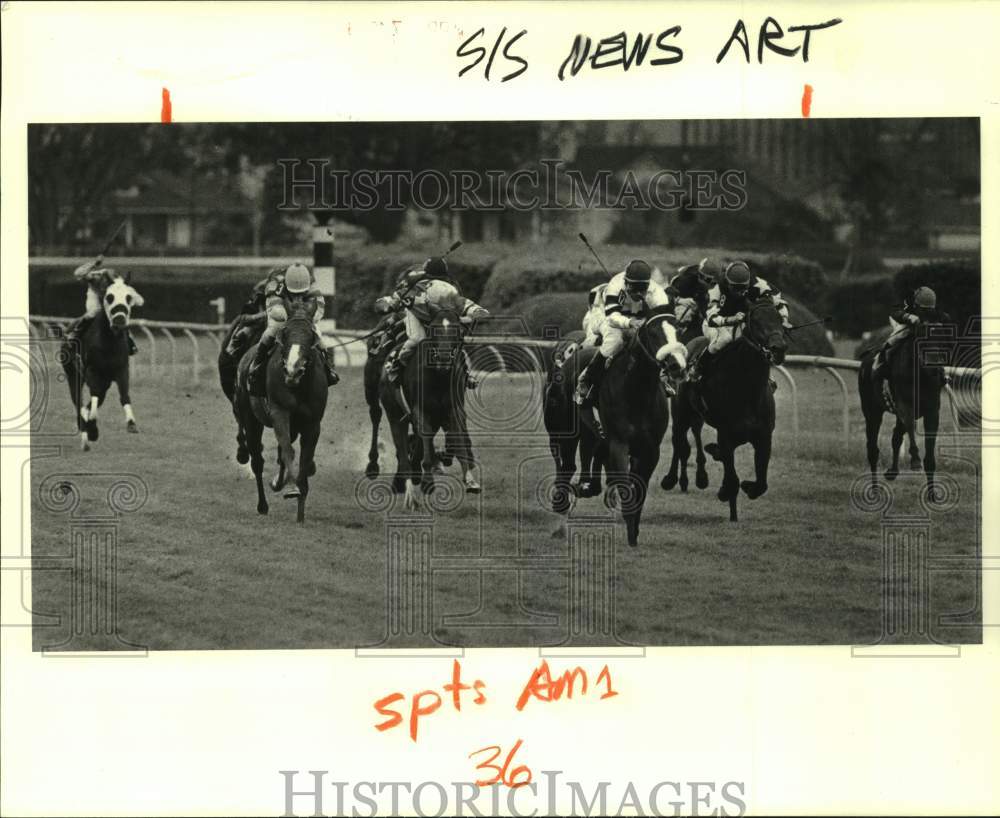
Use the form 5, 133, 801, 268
28, 315, 370, 381
28, 316, 981, 448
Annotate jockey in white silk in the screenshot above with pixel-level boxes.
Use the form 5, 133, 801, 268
575, 259, 679, 404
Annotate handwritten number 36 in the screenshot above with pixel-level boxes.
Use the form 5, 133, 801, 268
469, 739, 533, 788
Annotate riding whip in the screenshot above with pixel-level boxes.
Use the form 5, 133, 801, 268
578, 233, 610, 276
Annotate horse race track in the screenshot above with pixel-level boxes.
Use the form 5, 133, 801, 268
29, 356, 982, 651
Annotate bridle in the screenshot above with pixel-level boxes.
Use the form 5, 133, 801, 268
626, 310, 681, 370
739, 298, 784, 364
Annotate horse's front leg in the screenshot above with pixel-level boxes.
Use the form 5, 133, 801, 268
923, 404, 941, 502
290, 423, 319, 520
899, 403, 922, 471
691, 417, 709, 490
271, 408, 297, 493
366, 400, 382, 479
604, 439, 630, 517
115, 366, 138, 433
886, 418, 905, 481
741, 431, 771, 499
713, 431, 740, 522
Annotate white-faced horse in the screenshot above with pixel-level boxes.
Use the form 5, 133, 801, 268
60, 275, 144, 451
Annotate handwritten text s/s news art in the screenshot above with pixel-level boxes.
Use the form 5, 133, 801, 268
456, 17, 843, 82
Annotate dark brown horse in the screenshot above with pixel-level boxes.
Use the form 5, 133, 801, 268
858, 321, 949, 499
234, 303, 329, 522
677, 297, 787, 522
543, 331, 607, 513
60, 276, 143, 451
659, 298, 709, 493
378, 309, 479, 510
597, 307, 687, 546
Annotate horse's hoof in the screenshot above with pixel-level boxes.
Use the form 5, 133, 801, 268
910, 457, 922, 471
257, 503, 269, 515
392, 475, 406, 494
679, 476, 689, 493
307, 462, 316, 477
236, 447, 249, 465
695, 471, 709, 490
284, 487, 301, 499
439, 454, 454, 467
884, 469, 899, 482
741, 480, 767, 499
705, 443, 721, 461
87, 422, 99, 442
627, 536, 638, 547
81, 439, 90, 452
365, 463, 379, 479
661, 474, 677, 491
465, 478, 481, 494
126, 420, 139, 434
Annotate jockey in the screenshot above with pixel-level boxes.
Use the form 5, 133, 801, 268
666, 257, 719, 329
65, 257, 139, 355
582, 283, 608, 347
369, 264, 420, 357
873, 286, 951, 374
247, 263, 340, 395
224, 273, 272, 357
687, 260, 791, 383
383, 256, 489, 384
574, 259, 673, 404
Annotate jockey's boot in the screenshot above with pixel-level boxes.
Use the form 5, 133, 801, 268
320, 345, 340, 386
574, 352, 606, 406
63, 315, 92, 346
387, 344, 415, 384
248, 334, 276, 397
127, 332, 138, 356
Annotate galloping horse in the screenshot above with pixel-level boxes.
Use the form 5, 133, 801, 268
660, 298, 710, 493
676, 297, 787, 522
60, 275, 144, 451
379, 308, 479, 509
598, 306, 687, 546
858, 321, 949, 498
234, 302, 329, 522
543, 330, 607, 513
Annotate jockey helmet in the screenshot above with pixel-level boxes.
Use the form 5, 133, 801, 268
723, 261, 752, 295
698, 257, 724, 282
624, 259, 652, 297
913, 286, 937, 309
424, 256, 449, 279
285, 263, 311, 294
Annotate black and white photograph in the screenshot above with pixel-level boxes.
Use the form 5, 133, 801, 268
24, 117, 983, 651
3, 4, 997, 816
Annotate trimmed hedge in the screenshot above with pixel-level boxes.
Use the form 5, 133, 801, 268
481, 240, 828, 313
826, 275, 897, 338
29, 240, 831, 331
512, 291, 836, 356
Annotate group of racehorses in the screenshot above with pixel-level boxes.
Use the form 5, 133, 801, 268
58, 270, 951, 540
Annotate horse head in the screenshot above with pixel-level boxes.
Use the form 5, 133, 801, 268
744, 297, 787, 366
638, 305, 687, 379
425, 308, 463, 370
103, 275, 144, 331
279, 302, 316, 387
